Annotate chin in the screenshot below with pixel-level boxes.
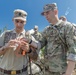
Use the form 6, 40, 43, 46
17, 28, 22, 31
48, 20, 51, 23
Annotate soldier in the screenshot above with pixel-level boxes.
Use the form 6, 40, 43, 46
32, 25, 42, 41
28, 25, 42, 75
59, 16, 67, 21
28, 25, 43, 75
0, 9, 38, 75
24, 3, 76, 75
59, 16, 76, 75
59, 16, 76, 27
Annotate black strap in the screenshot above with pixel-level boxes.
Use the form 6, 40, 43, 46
0, 66, 27, 74
53, 22, 68, 50
29, 57, 32, 75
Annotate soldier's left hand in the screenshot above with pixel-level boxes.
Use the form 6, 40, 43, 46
20, 40, 30, 52
5, 39, 18, 49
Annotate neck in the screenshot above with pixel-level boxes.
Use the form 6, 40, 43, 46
34, 31, 38, 34
15, 28, 23, 34
51, 16, 59, 25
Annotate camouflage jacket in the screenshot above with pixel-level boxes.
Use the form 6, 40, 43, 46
39, 20, 76, 72
32, 32, 42, 41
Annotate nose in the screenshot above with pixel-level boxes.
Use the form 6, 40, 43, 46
44, 13, 48, 18
44, 13, 47, 16
44, 15, 48, 20
17, 22, 21, 26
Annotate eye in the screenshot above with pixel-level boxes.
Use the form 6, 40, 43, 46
20, 21, 24, 24
46, 11, 49, 14
44, 11, 50, 16
14, 20, 25, 24
15, 20, 19, 23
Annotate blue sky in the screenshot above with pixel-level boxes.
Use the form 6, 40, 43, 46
0, 0, 76, 32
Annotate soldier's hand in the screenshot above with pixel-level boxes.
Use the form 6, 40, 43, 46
20, 40, 30, 52
28, 46, 38, 61
20, 37, 31, 43
7, 39, 20, 48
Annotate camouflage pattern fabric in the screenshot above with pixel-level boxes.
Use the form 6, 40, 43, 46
39, 21, 76, 73
43, 71, 62, 75
29, 71, 44, 75
32, 32, 42, 41
4, 31, 16, 45
32, 70, 64, 75
30, 32, 42, 75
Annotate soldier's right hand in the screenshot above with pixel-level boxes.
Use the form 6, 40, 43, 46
20, 37, 29, 43
5, 39, 19, 49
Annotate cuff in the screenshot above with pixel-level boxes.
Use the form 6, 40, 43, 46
67, 53, 76, 62
29, 40, 32, 44
37, 42, 41, 50
27, 48, 32, 53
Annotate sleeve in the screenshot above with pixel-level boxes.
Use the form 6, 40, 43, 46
29, 30, 47, 55
65, 23, 76, 61
39, 28, 47, 49
31, 35, 40, 54
0, 31, 6, 47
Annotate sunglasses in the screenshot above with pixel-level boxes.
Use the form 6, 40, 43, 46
15, 20, 25, 24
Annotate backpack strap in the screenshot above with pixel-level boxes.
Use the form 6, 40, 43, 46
4, 31, 16, 45
53, 22, 68, 53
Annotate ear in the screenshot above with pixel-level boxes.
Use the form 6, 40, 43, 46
24, 21, 26, 25
54, 9, 58, 15
12, 18, 14, 21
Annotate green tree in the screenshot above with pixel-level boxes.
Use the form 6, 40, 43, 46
0, 29, 2, 35
3, 25, 8, 32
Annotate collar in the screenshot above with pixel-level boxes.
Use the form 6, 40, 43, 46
55, 20, 62, 26
12, 29, 26, 35
50, 20, 62, 26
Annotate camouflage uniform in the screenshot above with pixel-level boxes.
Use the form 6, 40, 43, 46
38, 21, 76, 75
32, 32, 42, 41
37, 3, 76, 75
59, 16, 76, 75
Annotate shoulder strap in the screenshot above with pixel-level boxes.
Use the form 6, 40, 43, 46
4, 31, 12, 45
28, 57, 32, 75
4, 31, 16, 45
54, 22, 68, 51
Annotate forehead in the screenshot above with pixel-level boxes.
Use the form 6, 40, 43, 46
34, 28, 38, 29
44, 10, 53, 14
14, 19, 25, 22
